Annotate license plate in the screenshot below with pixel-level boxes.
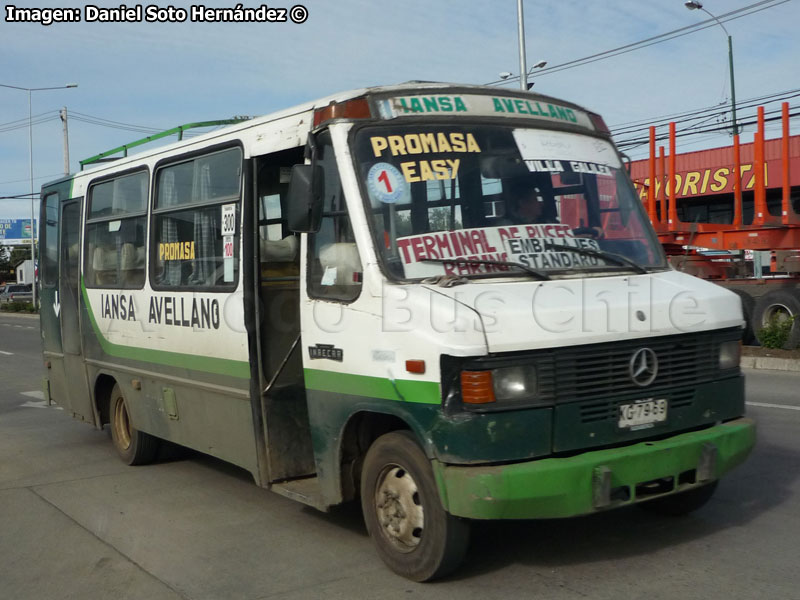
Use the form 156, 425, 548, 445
618, 398, 668, 430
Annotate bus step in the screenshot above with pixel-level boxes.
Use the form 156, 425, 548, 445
271, 476, 327, 511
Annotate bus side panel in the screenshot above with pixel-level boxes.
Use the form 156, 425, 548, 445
83, 361, 259, 475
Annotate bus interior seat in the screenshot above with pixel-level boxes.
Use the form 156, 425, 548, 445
260, 235, 298, 263
318, 242, 361, 286
120, 243, 145, 287
92, 246, 117, 285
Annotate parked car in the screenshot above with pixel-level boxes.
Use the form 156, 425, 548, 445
0, 283, 33, 303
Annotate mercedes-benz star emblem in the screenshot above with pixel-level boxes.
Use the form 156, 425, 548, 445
629, 347, 658, 387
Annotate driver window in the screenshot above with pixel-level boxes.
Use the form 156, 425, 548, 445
307, 132, 363, 302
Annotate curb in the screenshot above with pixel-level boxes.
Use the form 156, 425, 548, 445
741, 356, 800, 373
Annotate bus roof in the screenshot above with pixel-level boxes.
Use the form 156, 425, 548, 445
47, 82, 600, 192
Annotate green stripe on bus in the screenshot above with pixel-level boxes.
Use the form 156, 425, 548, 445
81, 282, 251, 379
304, 368, 440, 404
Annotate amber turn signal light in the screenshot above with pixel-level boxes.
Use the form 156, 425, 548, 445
461, 370, 496, 404
406, 359, 426, 374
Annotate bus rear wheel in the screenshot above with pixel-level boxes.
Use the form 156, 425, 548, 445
360, 431, 470, 582
110, 384, 159, 466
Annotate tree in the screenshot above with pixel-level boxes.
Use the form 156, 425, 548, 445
0, 244, 35, 282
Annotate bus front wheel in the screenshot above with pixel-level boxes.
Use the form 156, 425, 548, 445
360, 431, 470, 582
109, 384, 159, 466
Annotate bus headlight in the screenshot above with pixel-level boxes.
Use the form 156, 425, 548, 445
492, 366, 538, 401
719, 340, 741, 370
460, 365, 544, 407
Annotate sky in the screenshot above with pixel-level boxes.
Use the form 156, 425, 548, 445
1, 0, 798, 221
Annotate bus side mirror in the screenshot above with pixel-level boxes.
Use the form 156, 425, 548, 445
287, 164, 323, 233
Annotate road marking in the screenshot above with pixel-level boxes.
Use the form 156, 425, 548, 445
21, 400, 63, 410
747, 401, 800, 412
0, 350, 13, 356
20, 391, 62, 410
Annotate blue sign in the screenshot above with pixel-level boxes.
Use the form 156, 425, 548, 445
0, 219, 37, 245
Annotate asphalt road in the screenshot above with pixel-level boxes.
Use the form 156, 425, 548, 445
1, 312, 798, 599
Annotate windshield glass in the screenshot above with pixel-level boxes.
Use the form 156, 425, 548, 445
352, 123, 666, 280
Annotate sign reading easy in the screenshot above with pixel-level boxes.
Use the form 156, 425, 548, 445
0, 219, 36, 245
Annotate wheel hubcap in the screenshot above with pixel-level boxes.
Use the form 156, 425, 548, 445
113, 397, 132, 450
763, 304, 794, 326
374, 466, 424, 552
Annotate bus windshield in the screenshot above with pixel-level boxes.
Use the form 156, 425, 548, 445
352, 123, 667, 280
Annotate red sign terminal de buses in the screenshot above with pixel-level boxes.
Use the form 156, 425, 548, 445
627, 102, 800, 347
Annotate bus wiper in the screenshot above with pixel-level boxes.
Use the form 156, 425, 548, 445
421, 258, 551, 281
543, 242, 648, 274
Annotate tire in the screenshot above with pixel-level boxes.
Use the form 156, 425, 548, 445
751, 289, 800, 349
109, 384, 159, 466
639, 481, 718, 516
360, 431, 470, 582
729, 289, 755, 345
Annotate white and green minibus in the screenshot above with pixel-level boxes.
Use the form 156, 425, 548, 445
39, 83, 755, 581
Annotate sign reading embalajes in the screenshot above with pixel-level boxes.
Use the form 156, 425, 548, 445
308, 343, 344, 362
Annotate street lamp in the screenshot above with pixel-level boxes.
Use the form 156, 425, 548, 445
497, 61, 547, 89
684, 1, 738, 135
0, 82, 78, 308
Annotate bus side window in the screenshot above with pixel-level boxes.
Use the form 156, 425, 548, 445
152, 148, 242, 289
307, 132, 362, 302
42, 193, 60, 288
84, 171, 148, 289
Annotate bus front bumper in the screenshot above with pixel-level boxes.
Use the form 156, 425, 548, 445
432, 418, 755, 520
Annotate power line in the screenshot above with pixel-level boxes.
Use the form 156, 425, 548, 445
612, 97, 800, 148
0, 173, 63, 186
0, 111, 61, 133
616, 109, 800, 152
610, 89, 800, 135
486, 0, 789, 86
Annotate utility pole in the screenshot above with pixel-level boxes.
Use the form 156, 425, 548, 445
0, 82, 77, 309
60, 107, 71, 175
517, 0, 528, 91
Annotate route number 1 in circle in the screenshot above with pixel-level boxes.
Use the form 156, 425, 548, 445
367, 162, 406, 205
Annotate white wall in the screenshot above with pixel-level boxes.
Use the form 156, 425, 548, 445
15, 259, 33, 284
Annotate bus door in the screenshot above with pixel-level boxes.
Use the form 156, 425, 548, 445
254, 149, 316, 483
59, 200, 94, 423
41, 191, 67, 405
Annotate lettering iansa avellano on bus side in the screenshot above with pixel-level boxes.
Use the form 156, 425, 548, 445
81, 282, 250, 378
